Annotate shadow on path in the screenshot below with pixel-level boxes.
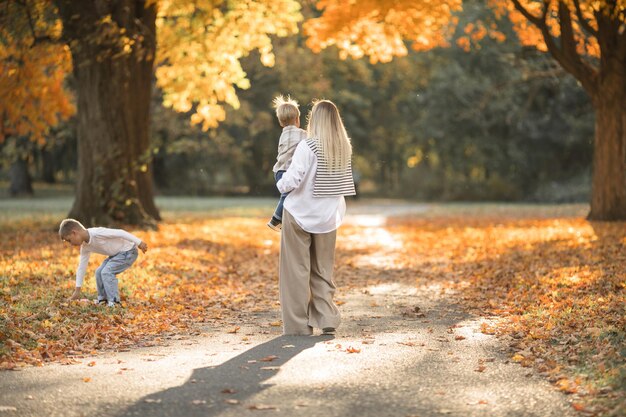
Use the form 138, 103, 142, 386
116, 335, 328, 417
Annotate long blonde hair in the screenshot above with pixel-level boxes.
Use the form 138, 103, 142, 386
307, 100, 352, 171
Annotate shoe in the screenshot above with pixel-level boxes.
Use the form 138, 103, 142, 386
95, 299, 107, 305
322, 327, 336, 335
267, 217, 282, 232
107, 301, 123, 308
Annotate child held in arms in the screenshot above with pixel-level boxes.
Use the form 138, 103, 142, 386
267, 95, 308, 231
59, 218, 148, 307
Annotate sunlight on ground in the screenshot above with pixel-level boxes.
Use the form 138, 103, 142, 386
342, 214, 404, 269
366, 282, 417, 296
346, 214, 388, 228
270, 337, 428, 386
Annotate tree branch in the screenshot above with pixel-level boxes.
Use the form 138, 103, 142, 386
510, 0, 547, 27
558, 1, 579, 58
572, 0, 599, 38
511, 0, 598, 96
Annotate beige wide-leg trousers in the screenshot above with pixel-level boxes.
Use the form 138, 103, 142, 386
279, 209, 341, 335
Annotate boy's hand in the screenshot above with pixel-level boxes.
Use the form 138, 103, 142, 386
69, 288, 82, 301
138, 241, 148, 253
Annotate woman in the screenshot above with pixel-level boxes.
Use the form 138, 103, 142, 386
276, 99, 356, 335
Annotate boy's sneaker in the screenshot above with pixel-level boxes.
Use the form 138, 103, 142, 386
107, 301, 123, 308
95, 299, 107, 306
267, 217, 282, 232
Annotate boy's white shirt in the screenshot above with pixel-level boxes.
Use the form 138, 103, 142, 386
75, 227, 141, 287
277, 140, 346, 233
272, 125, 308, 173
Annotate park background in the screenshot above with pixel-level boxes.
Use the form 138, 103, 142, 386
1, 1, 624, 416
1, 1, 595, 203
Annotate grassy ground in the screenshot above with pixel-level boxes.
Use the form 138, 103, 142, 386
0, 196, 623, 415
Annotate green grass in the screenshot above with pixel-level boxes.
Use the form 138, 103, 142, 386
0, 195, 278, 224
0, 193, 590, 226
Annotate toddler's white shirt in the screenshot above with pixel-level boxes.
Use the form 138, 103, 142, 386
75, 227, 141, 287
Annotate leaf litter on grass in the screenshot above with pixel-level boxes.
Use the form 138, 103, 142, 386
1, 208, 624, 415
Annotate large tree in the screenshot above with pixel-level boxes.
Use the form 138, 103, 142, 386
305, 0, 626, 220
1, 0, 301, 226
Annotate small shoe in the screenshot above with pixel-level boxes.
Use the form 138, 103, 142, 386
322, 327, 336, 335
267, 217, 282, 232
95, 299, 107, 306
107, 301, 123, 308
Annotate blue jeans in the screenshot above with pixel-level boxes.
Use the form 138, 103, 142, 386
272, 170, 289, 221
95, 247, 138, 302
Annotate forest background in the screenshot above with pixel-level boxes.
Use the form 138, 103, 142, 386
0, 0, 594, 203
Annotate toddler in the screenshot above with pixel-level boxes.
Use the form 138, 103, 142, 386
268, 95, 308, 231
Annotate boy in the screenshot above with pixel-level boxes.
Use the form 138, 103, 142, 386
59, 218, 148, 307
268, 95, 308, 231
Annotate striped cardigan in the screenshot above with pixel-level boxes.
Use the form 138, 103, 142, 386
306, 138, 356, 197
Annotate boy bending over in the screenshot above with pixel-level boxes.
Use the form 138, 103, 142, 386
59, 219, 147, 307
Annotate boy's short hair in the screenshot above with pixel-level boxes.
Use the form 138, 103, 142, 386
273, 95, 300, 126
59, 218, 85, 238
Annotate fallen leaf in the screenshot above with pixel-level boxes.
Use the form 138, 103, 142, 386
247, 404, 277, 410
260, 355, 278, 362
144, 399, 162, 404
225, 399, 239, 405
83, 377, 91, 382
512, 354, 524, 362
227, 326, 241, 334
454, 335, 466, 341
221, 389, 236, 394
0, 406, 18, 411
346, 346, 361, 353
87, 361, 96, 367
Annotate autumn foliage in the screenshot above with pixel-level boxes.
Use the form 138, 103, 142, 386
1, 206, 624, 413
304, 0, 622, 61
0, 1, 74, 143
0, 0, 302, 142
155, 0, 302, 130
0, 216, 281, 366
304, 0, 463, 63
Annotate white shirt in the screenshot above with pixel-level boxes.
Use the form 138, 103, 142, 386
75, 227, 142, 287
277, 141, 346, 233
272, 125, 308, 173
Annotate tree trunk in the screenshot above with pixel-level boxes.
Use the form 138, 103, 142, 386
56, 0, 159, 227
9, 158, 33, 196
40, 145, 57, 184
588, 70, 626, 220
128, 4, 161, 220
510, 1, 626, 219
